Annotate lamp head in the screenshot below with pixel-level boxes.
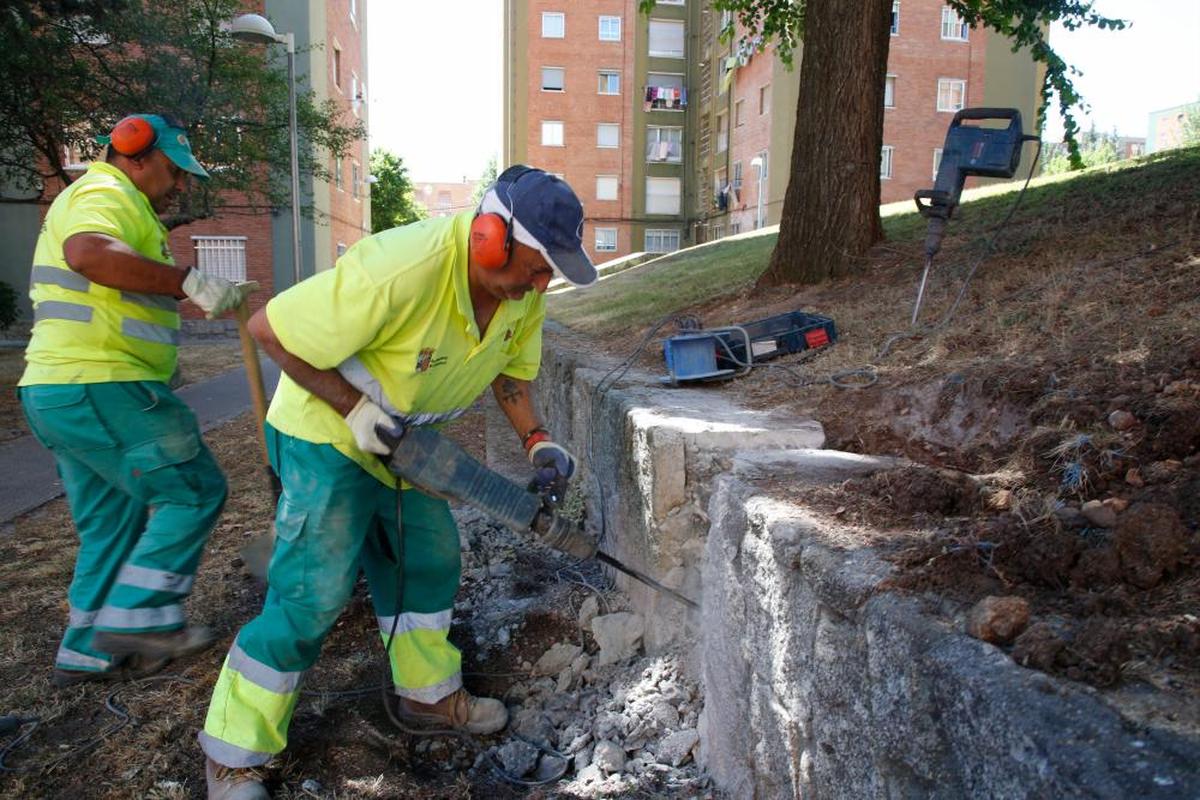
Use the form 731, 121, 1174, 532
230, 13, 281, 44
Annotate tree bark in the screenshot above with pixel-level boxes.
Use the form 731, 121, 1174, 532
758, 0, 893, 287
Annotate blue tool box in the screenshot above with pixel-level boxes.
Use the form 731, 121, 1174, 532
661, 311, 837, 384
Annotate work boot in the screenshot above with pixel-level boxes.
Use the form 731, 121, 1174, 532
205, 757, 269, 800
391, 688, 509, 735
51, 653, 170, 688
92, 626, 216, 661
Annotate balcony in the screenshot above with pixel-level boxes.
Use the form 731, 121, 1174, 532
643, 85, 688, 112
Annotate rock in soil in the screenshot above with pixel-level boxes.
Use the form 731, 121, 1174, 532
966, 595, 1031, 644
656, 729, 700, 766
592, 739, 626, 774
1012, 622, 1067, 671
496, 740, 539, 778
1113, 502, 1190, 589
1080, 499, 1117, 529
534, 642, 583, 676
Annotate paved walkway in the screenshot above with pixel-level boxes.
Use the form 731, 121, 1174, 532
0, 360, 280, 524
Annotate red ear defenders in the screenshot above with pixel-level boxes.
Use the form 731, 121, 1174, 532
109, 116, 159, 160
470, 165, 539, 270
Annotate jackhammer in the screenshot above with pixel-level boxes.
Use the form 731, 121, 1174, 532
379, 424, 699, 611
911, 107, 1039, 324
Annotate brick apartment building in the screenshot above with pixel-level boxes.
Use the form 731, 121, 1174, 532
0, 0, 370, 325
503, 0, 1042, 262
1146, 101, 1199, 153
413, 180, 480, 218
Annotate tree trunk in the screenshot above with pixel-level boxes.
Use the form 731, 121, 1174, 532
758, 0, 893, 287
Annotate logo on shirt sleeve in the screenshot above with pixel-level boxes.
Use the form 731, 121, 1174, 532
415, 347, 448, 373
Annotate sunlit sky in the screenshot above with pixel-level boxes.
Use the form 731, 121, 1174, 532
367, 0, 1199, 182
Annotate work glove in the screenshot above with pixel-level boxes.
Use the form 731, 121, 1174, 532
528, 439, 576, 506
181, 268, 247, 319
345, 395, 404, 455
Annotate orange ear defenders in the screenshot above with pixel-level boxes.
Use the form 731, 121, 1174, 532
469, 211, 513, 270
108, 116, 159, 160
470, 165, 539, 269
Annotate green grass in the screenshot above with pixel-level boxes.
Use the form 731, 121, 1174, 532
548, 145, 1200, 335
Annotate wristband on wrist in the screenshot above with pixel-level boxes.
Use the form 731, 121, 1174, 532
522, 426, 550, 451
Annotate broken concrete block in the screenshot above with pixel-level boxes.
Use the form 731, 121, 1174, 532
592, 739, 626, 774
966, 596, 1031, 644
533, 642, 583, 676
577, 595, 600, 630
656, 729, 699, 766
591, 612, 645, 666
496, 740, 539, 777
510, 708, 555, 749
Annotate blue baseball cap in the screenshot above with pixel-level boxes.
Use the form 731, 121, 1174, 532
96, 114, 210, 181
478, 165, 597, 286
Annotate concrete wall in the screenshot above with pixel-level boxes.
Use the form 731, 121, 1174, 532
529, 328, 1200, 798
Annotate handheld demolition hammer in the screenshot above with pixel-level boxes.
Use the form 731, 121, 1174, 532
378, 425, 699, 610
911, 107, 1038, 324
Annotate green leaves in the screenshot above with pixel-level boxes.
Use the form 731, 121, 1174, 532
0, 0, 364, 224
368, 149, 423, 234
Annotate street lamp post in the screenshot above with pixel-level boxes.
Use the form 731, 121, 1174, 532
750, 153, 767, 230
230, 13, 303, 288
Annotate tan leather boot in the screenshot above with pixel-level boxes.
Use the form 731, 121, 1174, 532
205, 757, 269, 800
392, 688, 509, 735
51, 653, 169, 688
92, 625, 215, 661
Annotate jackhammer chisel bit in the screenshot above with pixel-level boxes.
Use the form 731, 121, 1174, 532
379, 425, 698, 610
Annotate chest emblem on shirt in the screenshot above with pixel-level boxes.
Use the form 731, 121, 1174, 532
415, 347, 447, 373
504, 328, 514, 342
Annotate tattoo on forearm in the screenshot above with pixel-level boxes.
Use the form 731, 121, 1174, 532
499, 378, 523, 406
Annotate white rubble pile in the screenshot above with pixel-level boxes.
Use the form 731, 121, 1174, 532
452, 507, 716, 797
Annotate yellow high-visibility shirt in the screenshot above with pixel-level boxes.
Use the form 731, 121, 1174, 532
20, 162, 180, 386
265, 212, 546, 486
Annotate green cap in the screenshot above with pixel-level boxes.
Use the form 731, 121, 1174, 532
96, 114, 210, 181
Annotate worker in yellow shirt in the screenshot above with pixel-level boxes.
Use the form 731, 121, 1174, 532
18, 114, 248, 686
200, 166, 597, 799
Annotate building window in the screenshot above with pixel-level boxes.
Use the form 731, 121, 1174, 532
884, 75, 896, 108
891, 1, 900, 35
334, 156, 343, 190
332, 45, 342, 90
648, 19, 685, 58
646, 177, 681, 214
730, 221, 742, 234
644, 228, 680, 253
937, 78, 966, 112
657, 0, 685, 5
349, 0, 356, 26
542, 67, 565, 92
542, 121, 565, 146
645, 72, 686, 110
716, 112, 728, 153
646, 126, 683, 163
597, 123, 620, 148
352, 162, 361, 198
759, 84, 770, 115
732, 160, 743, 193
932, 148, 943, 181
711, 224, 724, 239
880, 146, 893, 179
599, 15, 621, 41
542, 12, 565, 38
941, 6, 969, 40
351, 72, 361, 116
595, 227, 618, 251
192, 236, 247, 282
598, 71, 620, 95
596, 174, 618, 200
735, 99, 745, 127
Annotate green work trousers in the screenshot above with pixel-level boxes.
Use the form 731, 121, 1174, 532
19, 381, 227, 673
200, 424, 462, 768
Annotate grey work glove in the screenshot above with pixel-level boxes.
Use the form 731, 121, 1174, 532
345, 395, 403, 455
528, 440, 577, 506
181, 268, 247, 319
